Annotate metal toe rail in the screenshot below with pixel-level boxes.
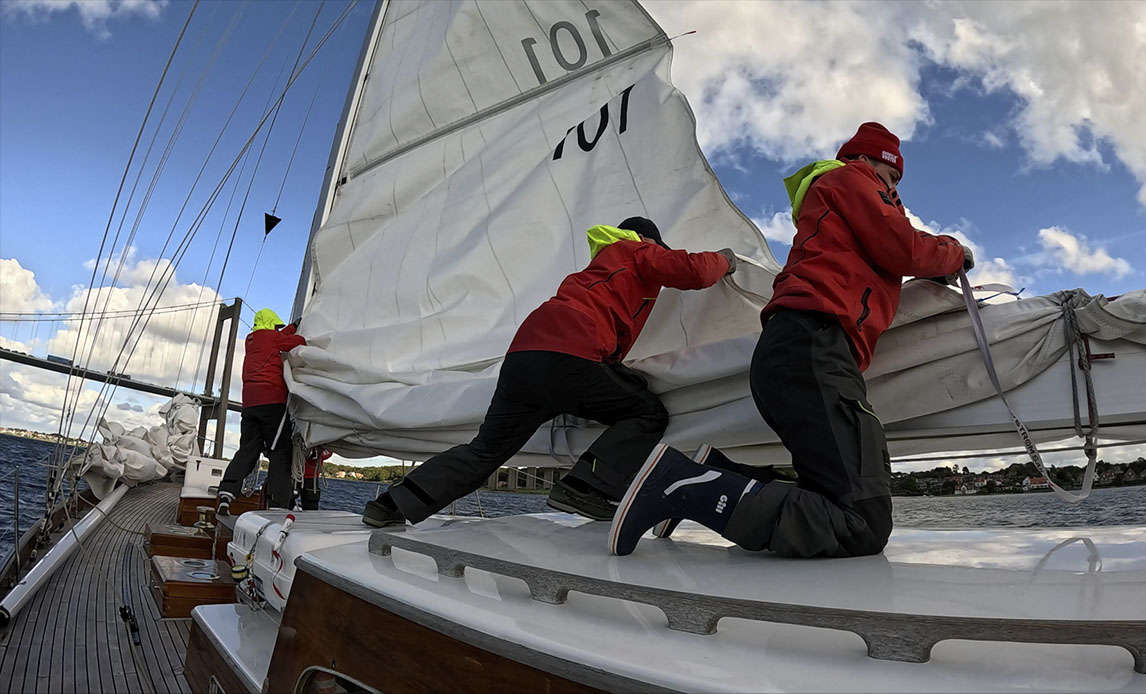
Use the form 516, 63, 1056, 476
370, 532, 1146, 673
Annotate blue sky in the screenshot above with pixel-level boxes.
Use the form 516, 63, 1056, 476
1, 1, 1144, 469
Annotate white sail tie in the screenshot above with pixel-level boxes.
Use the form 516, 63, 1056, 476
958, 271, 1096, 503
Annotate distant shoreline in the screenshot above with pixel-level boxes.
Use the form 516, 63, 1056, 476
0, 429, 87, 448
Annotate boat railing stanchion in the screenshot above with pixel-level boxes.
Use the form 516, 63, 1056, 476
12, 467, 19, 574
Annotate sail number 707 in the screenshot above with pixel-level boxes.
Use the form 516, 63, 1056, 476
521, 9, 611, 86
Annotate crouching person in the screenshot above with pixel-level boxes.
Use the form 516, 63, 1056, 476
362, 218, 735, 527
609, 123, 971, 558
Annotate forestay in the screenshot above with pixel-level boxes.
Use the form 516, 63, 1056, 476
286, 0, 1146, 464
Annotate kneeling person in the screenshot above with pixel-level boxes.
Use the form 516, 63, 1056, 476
610, 123, 970, 558
363, 218, 735, 527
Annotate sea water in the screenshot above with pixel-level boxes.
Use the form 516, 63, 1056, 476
2, 432, 1144, 561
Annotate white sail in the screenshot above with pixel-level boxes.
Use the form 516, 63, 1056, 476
287, 0, 1146, 464
287, 0, 778, 460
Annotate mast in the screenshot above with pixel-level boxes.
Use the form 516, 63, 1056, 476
291, 0, 389, 322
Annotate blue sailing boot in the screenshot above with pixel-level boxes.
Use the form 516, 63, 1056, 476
652, 444, 779, 539
609, 444, 761, 556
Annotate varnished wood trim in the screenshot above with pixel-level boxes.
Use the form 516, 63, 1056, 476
185, 619, 250, 694
266, 567, 621, 694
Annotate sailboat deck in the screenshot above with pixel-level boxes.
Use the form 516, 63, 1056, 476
0, 482, 190, 694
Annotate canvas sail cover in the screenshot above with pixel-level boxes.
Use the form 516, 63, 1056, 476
287, 0, 1146, 464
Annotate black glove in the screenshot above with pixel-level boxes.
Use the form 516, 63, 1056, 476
716, 248, 737, 275
962, 245, 975, 271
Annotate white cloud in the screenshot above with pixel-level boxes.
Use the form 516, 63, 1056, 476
1, 251, 246, 443
647, 1, 929, 163
2, 0, 166, 39
647, 2, 1146, 208
0, 258, 55, 313
1034, 226, 1133, 278
982, 131, 1005, 149
751, 210, 797, 246
903, 209, 1023, 289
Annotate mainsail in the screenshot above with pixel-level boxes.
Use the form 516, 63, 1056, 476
287, 0, 1146, 464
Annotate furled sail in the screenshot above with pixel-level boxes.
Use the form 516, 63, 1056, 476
287, 0, 1146, 464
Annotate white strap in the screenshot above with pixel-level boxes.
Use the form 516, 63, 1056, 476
958, 271, 1095, 503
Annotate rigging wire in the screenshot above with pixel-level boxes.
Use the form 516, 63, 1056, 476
49, 0, 362, 501
174, 0, 305, 393
0, 300, 222, 322
272, 71, 324, 215
53, 2, 245, 492
47, 0, 201, 511
55, 1, 238, 451
216, 0, 328, 298
239, 66, 327, 309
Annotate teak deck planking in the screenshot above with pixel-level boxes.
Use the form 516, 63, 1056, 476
0, 482, 193, 694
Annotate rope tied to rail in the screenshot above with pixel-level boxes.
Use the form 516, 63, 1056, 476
958, 272, 1099, 503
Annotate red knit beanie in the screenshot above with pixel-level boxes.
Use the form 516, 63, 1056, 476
836, 122, 903, 176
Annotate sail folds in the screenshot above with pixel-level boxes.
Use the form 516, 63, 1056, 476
288, 0, 1146, 464
288, 0, 778, 458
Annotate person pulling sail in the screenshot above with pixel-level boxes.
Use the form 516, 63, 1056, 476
217, 308, 306, 514
362, 217, 735, 527
610, 123, 973, 558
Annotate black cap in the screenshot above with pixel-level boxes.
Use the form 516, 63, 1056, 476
618, 216, 668, 249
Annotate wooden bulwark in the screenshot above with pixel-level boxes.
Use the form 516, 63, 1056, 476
0, 483, 194, 694
265, 568, 603, 694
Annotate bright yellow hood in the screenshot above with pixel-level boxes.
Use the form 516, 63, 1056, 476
253, 308, 285, 331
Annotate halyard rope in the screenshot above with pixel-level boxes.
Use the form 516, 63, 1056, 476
958, 271, 1097, 503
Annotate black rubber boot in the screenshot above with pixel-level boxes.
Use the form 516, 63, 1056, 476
609, 444, 760, 556
362, 492, 407, 528
652, 444, 781, 539
546, 477, 618, 521
216, 491, 234, 517
299, 486, 320, 511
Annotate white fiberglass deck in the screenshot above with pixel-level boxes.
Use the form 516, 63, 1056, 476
299, 514, 1146, 692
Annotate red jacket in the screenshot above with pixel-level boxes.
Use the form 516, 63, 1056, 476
508, 239, 730, 362
764, 160, 964, 371
241, 325, 306, 407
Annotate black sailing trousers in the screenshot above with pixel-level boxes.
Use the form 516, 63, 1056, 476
724, 309, 893, 557
219, 403, 295, 509
388, 350, 668, 523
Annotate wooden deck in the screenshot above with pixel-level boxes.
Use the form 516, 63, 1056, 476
0, 482, 191, 694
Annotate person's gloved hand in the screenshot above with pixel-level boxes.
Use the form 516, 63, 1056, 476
962, 245, 975, 271
716, 248, 737, 275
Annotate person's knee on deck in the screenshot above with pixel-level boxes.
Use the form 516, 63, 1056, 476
611, 123, 971, 558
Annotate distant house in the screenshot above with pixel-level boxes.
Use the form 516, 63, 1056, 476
1098, 469, 1122, 485
1022, 476, 1050, 491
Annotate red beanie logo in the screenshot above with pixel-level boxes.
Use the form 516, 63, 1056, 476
836, 122, 904, 176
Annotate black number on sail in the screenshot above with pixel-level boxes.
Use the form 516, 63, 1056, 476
549, 21, 587, 71
553, 84, 634, 161
521, 9, 614, 86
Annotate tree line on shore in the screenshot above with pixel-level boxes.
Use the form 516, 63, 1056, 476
891, 458, 1146, 496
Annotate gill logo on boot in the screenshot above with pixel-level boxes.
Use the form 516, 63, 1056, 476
715, 494, 728, 513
